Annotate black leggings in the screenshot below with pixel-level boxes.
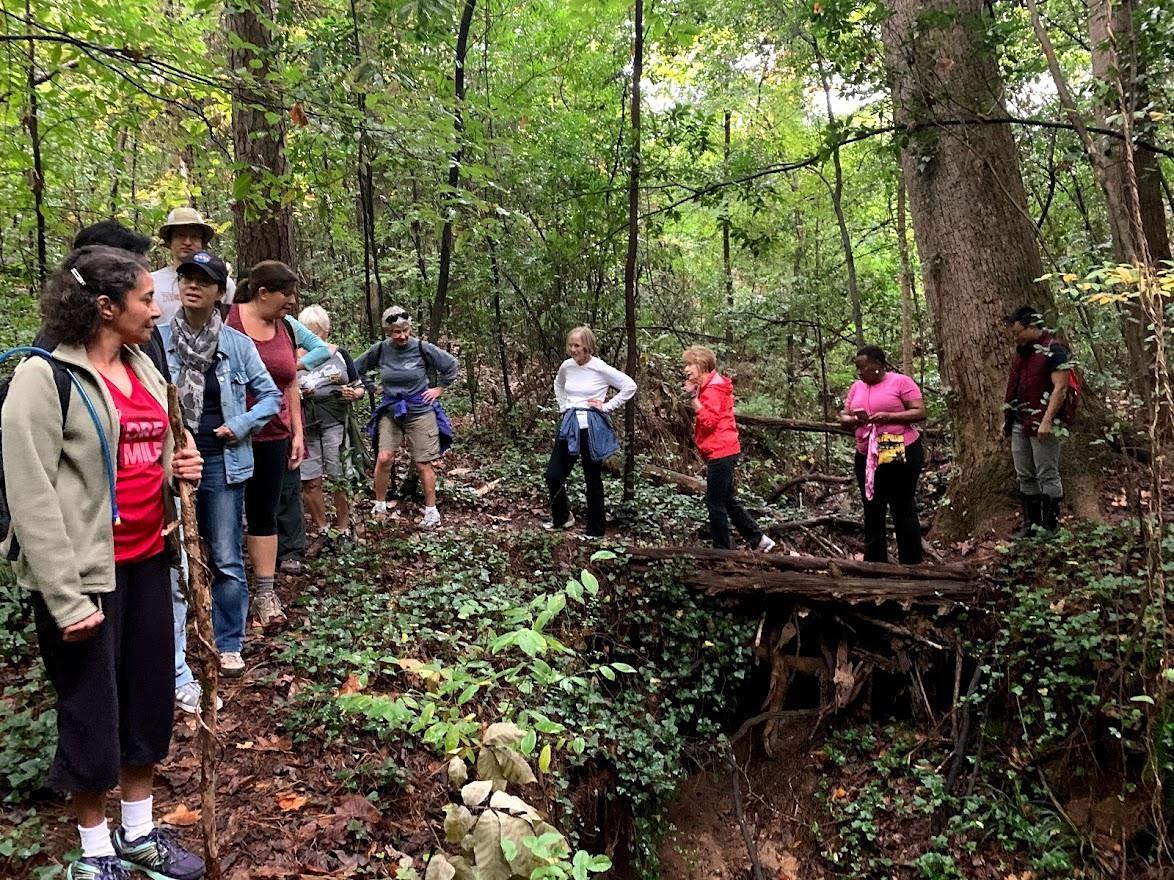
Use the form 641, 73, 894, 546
705, 454, 764, 550
246, 438, 289, 537
853, 438, 924, 564
34, 552, 174, 792
546, 429, 605, 537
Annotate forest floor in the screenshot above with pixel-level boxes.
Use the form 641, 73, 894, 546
0, 418, 1163, 879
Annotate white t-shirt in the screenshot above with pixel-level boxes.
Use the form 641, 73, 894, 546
151, 266, 237, 325
554, 356, 637, 429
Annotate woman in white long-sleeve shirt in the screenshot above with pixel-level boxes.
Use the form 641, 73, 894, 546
546, 326, 637, 537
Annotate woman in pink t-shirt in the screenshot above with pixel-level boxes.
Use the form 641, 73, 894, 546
839, 346, 926, 564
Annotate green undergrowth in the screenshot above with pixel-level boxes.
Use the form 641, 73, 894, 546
814, 521, 1174, 878
276, 485, 756, 874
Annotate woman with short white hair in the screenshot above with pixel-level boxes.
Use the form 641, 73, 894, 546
297, 305, 365, 541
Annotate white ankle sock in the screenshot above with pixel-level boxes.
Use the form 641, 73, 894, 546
120, 795, 154, 841
373, 500, 387, 513
79, 820, 115, 858
424, 506, 438, 516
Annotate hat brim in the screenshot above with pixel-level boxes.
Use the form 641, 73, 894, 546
159, 222, 216, 243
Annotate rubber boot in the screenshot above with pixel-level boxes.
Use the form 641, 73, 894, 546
1040, 495, 1061, 532
1011, 494, 1042, 539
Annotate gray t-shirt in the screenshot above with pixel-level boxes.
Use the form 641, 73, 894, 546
353, 338, 459, 416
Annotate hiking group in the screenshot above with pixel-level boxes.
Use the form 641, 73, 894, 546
1, 210, 1075, 880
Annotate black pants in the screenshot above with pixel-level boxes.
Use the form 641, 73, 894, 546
276, 464, 306, 563
34, 552, 174, 793
705, 454, 764, 550
246, 438, 289, 537
853, 438, 924, 564
546, 429, 605, 537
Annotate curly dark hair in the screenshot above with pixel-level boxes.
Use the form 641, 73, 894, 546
42, 246, 149, 346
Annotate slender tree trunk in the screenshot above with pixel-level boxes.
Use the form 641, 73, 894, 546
721, 110, 734, 345
813, 36, 863, 347
488, 238, 513, 412
24, 3, 47, 289
428, 0, 477, 343
1088, 0, 1169, 401
228, 0, 297, 270
882, 0, 1055, 534
897, 175, 915, 375
621, 0, 643, 504
349, 0, 383, 339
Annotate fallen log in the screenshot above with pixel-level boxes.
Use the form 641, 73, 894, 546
626, 545, 972, 580
766, 514, 863, 532
768, 472, 853, 502
643, 463, 705, 494
737, 412, 947, 439
690, 569, 974, 602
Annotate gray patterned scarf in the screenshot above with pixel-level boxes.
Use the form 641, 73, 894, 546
171, 309, 223, 430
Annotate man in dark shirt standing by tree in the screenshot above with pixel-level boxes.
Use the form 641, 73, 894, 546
1004, 306, 1074, 536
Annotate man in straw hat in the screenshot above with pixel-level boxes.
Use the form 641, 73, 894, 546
152, 206, 236, 324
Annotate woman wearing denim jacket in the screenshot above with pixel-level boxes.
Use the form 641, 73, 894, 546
158, 251, 282, 683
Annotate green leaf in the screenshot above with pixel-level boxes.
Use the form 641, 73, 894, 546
581, 571, 600, 596
520, 729, 538, 755
611, 662, 637, 674
599, 665, 615, 681
589, 549, 616, 562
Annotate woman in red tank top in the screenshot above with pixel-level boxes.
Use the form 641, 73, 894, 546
227, 260, 304, 634
4, 246, 205, 877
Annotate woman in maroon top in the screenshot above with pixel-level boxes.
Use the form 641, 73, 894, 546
227, 261, 304, 636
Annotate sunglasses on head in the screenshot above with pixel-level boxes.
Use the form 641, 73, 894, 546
386, 310, 410, 323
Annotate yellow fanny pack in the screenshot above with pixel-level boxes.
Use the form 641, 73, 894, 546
876, 432, 906, 465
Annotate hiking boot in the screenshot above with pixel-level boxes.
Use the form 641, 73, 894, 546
1011, 494, 1042, 539
252, 591, 286, 626
278, 558, 304, 575
67, 856, 130, 880
1040, 495, 1061, 532
219, 651, 245, 678
756, 535, 776, 553
543, 513, 575, 531
113, 826, 205, 880
419, 507, 441, 528
175, 681, 222, 715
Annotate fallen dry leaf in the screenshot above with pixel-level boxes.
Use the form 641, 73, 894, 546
254, 735, 294, 752
161, 803, 202, 826
276, 792, 309, 812
337, 673, 364, 696
334, 793, 382, 826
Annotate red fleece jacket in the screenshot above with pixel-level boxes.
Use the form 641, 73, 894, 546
693, 371, 741, 461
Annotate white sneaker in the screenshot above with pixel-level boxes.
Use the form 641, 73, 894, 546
543, 513, 575, 530
176, 680, 223, 714
419, 507, 441, 528
756, 535, 776, 553
219, 651, 245, 678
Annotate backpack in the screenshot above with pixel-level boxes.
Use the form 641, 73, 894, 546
1058, 368, 1081, 426
0, 347, 74, 561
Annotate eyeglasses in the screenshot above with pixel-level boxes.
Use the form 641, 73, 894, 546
385, 310, 410, 324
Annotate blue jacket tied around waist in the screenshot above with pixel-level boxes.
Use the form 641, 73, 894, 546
559, 408, 619, 462
367, 391, 453, 454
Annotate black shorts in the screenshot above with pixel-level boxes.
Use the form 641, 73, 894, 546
34, 552, 175, 793
246, 438, 290, 537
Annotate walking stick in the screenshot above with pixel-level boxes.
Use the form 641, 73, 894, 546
167, 386, 221, 879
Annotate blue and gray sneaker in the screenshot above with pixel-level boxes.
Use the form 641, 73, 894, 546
112, 827, 205, 880
66, 855, 130, 880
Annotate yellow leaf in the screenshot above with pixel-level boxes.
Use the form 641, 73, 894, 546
1061, 273, 1077, 282
832, 787, 848, 800
162, 804, 201, 827
539, 744, 552, 774
276, 792, 309, 812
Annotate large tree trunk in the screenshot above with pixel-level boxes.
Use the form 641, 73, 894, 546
881, 0, 1055, 533
228, 0, 297, 270
428, 0, 477, 343
1089, 0, 1170, 400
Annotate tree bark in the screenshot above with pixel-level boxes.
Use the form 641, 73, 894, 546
722, 110, 735, 345
621, 0, 643, 504
488, 238, 513, 412
881, 0, 1054, 534
428, 0, 477, 343
228, 0, 297, 270
349, 0, 384, 339
24, 1, 47, 290
1088, 0, 1169, 400
897, 175, 915, 375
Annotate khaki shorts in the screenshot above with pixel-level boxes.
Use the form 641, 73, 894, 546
377, 411, 441, 463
